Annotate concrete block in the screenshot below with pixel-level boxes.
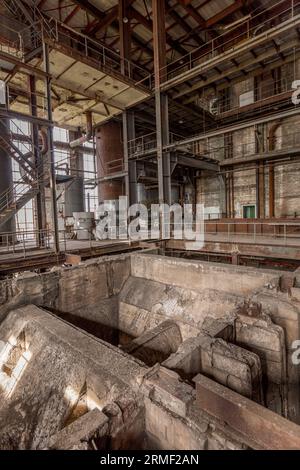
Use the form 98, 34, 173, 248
194, 374, 300, 450
143, 366, 194, 418
48, 408, 108, 450
290, 287, 300, 302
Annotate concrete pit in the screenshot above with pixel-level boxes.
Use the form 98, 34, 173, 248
0, 252, 299, 449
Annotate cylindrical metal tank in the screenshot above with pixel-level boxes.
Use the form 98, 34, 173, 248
0, 114, 16, 241
64, 177, 85, 217
73, 211, 94, 240
96, 121, 124, 203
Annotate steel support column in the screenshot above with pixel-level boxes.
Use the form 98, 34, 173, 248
119, 0, 135, 204
119, 0, 131, 76
152, 0, 171, 205
43, 42, 60, 253
29, 75, 47, 246
268, 122, 281, 218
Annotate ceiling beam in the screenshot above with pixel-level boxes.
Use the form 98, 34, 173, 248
64, 5, 81, 25
165, 1, 204, 46
206, 0, 245, 27
73, 0, 153, 62
72, 0, 105, 19
177, 0, 206, 27
85, 5, 119, 35
131, 8, 188, 56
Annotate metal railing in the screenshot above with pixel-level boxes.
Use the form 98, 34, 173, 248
198, 74, 296, 116
208, 129, 300, 161
128, 131, 186, 159
46, 18, 152, 89
0, 228, 52, 258
204, 220, 300, 246
0, 227, 129, 262
0, 7, 152, 89
163, 0, 300, 83
7, 14, 151, 90
130, 125, 300, 163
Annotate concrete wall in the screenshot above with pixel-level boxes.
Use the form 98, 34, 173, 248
163, 333, 263, 402
0, 305, 146, 449
235, 313, 287, 416
130, 253, 279, 295
0, 254, 131, 343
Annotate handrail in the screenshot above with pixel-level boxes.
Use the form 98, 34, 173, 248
128, 126, 300, 163
11, 15, 152, 89
161, 0, 300, 84
0, 120, 51, 216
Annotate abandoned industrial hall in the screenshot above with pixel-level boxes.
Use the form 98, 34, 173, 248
1, 0, 300, 453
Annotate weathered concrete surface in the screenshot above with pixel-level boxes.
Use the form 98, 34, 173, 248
253, 288, 300, 423
119, 276, 243, 333
131, 253, 280, 295
0, 305, 146, 449
163, 333, 263, 402
0, 252, 299, 449
142, 366, 246, 450
48, 408, 109, 450
123, 321, 182, 366
235, 313, 287, 416
0, 254, 131, 342
194, 373, 300, 450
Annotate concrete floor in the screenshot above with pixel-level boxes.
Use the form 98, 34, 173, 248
0, 232, 300, 266
0, 239, 131, 262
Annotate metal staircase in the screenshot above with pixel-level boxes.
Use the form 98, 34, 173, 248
0, 179, 39, 229
0, 120, 36, 180
4, 0, 49, 28
0, 137, 36, 181
0, 119, 49, 229
3, 0, 56, 50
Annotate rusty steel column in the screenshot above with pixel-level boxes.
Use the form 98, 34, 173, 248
29, 74, 47, 246
96, 121, 124, 202
119, 0, 131, 76
152, 0, 171, 205
119, 0, 134, 203
43, 41, 60, 253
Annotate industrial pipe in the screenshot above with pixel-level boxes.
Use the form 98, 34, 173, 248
69, 111, 93, 148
